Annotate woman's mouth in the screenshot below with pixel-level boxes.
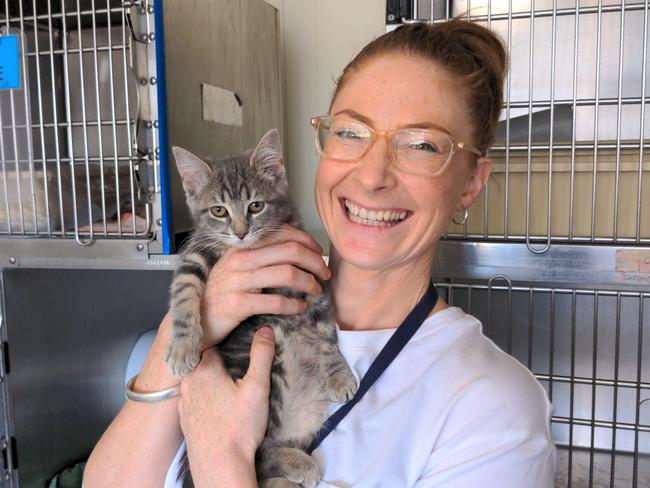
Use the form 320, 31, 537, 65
342, 198, 409, 227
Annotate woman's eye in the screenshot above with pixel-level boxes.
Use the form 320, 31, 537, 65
410, 141, 441, 154
210, 206, 228, 218
248, 201, 265, 214
334, 129, 362, 139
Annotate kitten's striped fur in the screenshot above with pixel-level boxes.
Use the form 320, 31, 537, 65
167, 129, 357, 488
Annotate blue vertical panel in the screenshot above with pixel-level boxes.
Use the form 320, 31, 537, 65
154, 0, 173, 254
0, 35, 20, 89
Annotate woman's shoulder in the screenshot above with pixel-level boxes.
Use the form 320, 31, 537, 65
415, 308, 556, 487
417, 306, 552, 427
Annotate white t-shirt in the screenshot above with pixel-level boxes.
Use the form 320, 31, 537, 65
166, 306, 556, 487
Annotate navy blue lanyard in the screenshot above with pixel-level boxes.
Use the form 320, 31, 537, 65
307, 281, 439, 453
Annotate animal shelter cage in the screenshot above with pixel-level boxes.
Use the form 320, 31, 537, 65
0, 0, 163, 246
0, 0, 282, 486
385, 0, 650, 486
0, 0, 646, 486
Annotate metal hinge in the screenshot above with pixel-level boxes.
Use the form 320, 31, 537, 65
0, 436, 17, 479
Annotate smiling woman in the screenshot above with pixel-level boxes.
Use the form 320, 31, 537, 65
84, 19, 556, 488
315, 54, 490, 287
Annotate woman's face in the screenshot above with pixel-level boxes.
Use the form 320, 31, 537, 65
314, 53, 490, 272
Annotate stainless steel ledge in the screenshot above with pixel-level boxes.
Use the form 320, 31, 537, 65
0, 238, 178, 270
433, 241, 650, 290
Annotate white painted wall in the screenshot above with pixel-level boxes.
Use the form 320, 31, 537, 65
265, 0, 385, 244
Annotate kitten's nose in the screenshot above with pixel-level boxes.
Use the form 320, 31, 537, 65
235, 232, 246, 240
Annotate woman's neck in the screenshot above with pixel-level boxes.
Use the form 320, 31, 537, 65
329, 249, 444, 331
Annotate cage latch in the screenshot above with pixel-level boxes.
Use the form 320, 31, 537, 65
135, 151, 156, 205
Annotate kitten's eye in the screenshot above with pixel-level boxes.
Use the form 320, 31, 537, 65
210, 206, 228, 218
248, 201, 265, 214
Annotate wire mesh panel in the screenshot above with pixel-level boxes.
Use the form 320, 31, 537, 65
407, 0, 650, 251
435, 281, 650, 488
387, 2, 650, 487
0, 0, 158, 243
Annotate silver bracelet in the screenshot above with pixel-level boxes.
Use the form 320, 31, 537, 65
125, 373, 181, 402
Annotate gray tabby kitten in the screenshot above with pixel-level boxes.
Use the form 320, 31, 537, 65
167, 129, 357, 488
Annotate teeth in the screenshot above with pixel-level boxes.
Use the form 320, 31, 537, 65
344, 199, 407, 226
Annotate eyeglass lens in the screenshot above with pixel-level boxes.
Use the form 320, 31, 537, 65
316, 117, 453, 175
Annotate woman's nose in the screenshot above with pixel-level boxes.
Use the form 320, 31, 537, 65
352, 136, 397, 192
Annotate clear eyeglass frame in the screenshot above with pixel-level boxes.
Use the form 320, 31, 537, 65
310, 115, 483, 177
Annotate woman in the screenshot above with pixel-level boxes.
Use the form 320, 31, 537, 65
84, 20, 556, 487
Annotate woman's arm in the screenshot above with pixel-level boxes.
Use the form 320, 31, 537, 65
178, 327, 276, 488
84, 225, 329, 487
84, 313, 183, 488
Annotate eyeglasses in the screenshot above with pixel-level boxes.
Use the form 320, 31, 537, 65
310, 115, 482, 177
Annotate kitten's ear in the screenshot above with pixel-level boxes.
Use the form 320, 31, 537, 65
250, 128, 285, 180
172, 146, 212, 195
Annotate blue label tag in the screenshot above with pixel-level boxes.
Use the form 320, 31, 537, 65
0, 35, 20, 89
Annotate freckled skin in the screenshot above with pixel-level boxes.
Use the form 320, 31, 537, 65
314, 54, 482, 275
313, 53, 491, 334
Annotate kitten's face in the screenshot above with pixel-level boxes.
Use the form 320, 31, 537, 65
173, 129, 290, 247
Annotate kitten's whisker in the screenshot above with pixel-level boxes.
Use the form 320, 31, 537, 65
254, 226, 289, 241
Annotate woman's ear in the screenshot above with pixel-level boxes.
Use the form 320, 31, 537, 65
458, 157, 491, 210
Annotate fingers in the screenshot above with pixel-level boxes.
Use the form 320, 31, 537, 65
247, 265, 322, 296
197, 226, 328, 347
249, 224, 323, 255
222, 240, 330, 282
244, 327, 275, 392
220, 291, 307, 317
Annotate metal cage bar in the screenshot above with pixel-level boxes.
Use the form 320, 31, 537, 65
399, 3, 650, 486
417, 0, 650, 246
434, 280, 650, 487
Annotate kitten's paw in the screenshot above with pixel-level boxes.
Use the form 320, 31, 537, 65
259, 447, 320, 488
165, 340, 200, 377
260, 479, 301, 488
326, 369, 358, 402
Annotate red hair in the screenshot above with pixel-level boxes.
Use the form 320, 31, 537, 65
331, 19, 507, 154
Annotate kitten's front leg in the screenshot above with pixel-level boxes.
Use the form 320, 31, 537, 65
322, 349, 357, 402
166, 253, 210, 377
317, 323, 357, 402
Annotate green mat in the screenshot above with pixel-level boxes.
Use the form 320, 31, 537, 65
48, 462, 85, 488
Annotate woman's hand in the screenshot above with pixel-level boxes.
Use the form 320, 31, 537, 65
178, 327, 276, 488
199, 224, 330, 349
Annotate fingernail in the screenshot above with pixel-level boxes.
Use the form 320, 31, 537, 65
258, 327, 274, 339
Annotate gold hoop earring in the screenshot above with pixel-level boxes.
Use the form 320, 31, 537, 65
452, 208, 469, 225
